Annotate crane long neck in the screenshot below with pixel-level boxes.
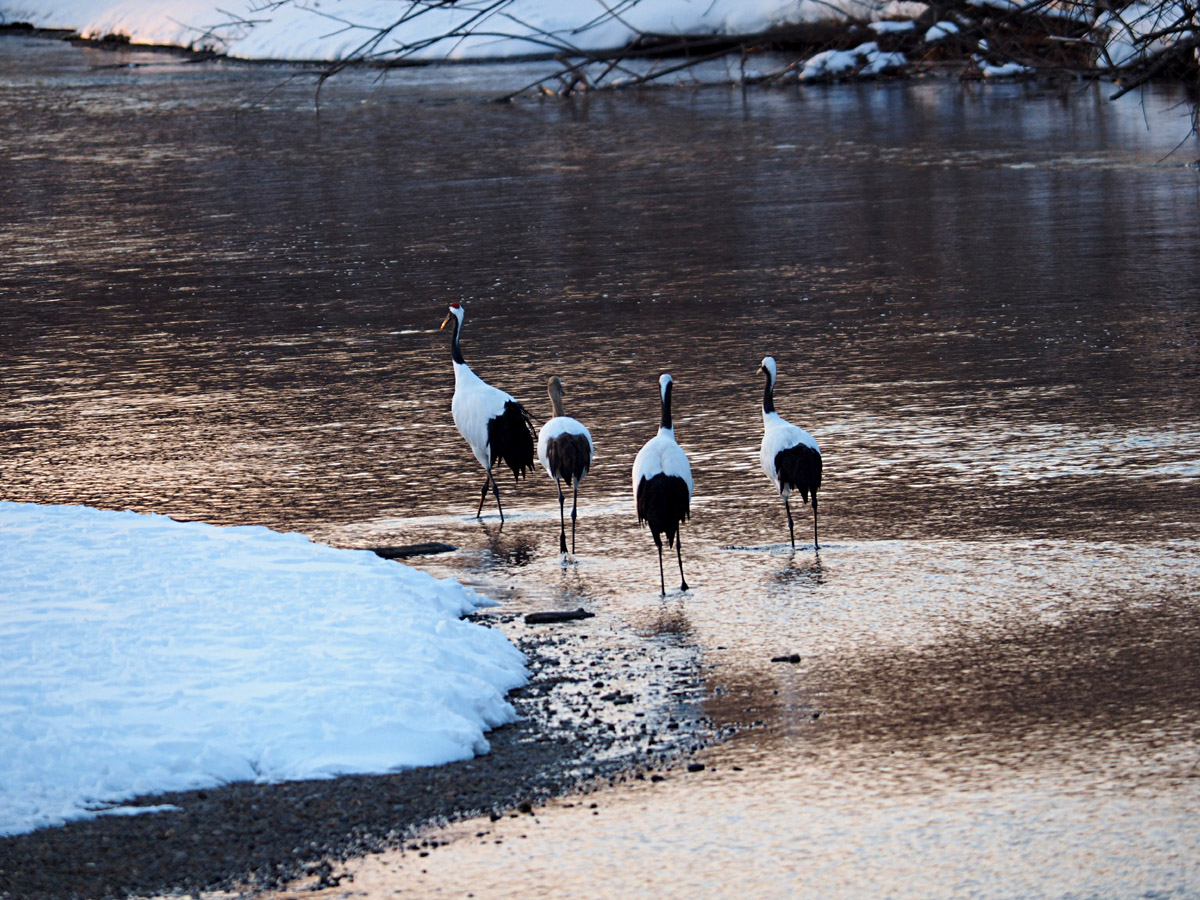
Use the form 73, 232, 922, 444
762, 375, 775, 415
660, 382, 673, 431
449, 316, 465, 365
549, 385, 565, 418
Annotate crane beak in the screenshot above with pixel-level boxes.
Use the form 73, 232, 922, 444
440, 313, 452, 330
755, 364, 765, 375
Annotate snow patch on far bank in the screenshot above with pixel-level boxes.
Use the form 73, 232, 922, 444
1, 0, 876, 60
800, 41, 907, 79
1096, 1, 1197, 67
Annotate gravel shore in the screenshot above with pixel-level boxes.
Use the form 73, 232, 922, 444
0, 611, 712, 900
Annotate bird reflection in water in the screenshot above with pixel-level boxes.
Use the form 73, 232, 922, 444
772, 557, 826, 590
639, 603, 696, 646
476, 528, 538, 570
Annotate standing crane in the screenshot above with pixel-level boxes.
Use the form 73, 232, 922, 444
632, 373, 693, 595
441, 303, 535, 524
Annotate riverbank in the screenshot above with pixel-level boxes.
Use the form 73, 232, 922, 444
0, 608, 714, 899
2, 0, 1197, 102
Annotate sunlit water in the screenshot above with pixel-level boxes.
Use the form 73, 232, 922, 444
3, 33, 1200, 899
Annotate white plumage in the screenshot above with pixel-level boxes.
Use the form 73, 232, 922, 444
633, 373, 693, 595
441, 303, 535, 524
757, 356, 822, 549
537, 418, 594, 473
537, 376, 594, 555
452, 363, 513, 469
631, 432, 694, 498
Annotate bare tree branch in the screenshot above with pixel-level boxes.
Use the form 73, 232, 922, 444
234, 0, 1196, 128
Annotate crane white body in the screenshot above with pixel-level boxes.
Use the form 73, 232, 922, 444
538, 417, 594, 479
760, 414, 819, 498
632, 429, 693, 499
452, 360, 518, 471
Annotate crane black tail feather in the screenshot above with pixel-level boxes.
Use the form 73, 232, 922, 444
635, 473, 691, 547
489, 400, 537, 482
774, 444, 823, 503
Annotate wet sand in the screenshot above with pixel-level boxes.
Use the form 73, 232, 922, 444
232, 534, 1200, 900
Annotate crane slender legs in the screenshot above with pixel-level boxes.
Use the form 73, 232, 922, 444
784, 497, 796, 550
571, 482, 579, 555
551, 478, 581, 556
476, 470, 505, 524
555, 479, 568, 554
812, 497, 819, 551
652, 533, 665, 596
651, 531, 687, 596
784, 494, 819, 550
676, 533, 688, 592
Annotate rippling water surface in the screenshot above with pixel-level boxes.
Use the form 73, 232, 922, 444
3, 33, 1200, 899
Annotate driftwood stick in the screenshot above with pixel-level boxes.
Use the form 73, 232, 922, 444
523, 608, 596, 625
371, 542, 458, 559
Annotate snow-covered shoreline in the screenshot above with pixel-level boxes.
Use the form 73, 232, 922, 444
1, 0, 1194, 88
0, 0, 873, 61
0, 501, 527, 838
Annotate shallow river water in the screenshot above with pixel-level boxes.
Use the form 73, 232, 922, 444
3, 33, 1200, 899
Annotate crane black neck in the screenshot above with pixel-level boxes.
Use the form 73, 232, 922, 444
762, 373, 776, 415
449, 315, 465, 365
660, 380, 674, 430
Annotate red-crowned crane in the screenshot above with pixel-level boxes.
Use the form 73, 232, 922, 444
757, 356, 822, 550
632, 373, 693, 596
537, 376, 594, 556
440, 302, 535, 524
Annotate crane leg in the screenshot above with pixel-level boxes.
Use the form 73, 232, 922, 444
784, 497, 796, 550
676, 531, 688, 592
812, 496, 819, 551
570, 481, 579, 556
476, 476, 491, 518
488, 470, 505, 525
653, 532, 665, 597
557, 479, 567, 554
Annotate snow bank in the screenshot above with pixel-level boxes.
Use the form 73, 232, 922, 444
3, 0, 1193, 71
980, 59, 1032, 76
965, 0, 1088, 21
0, 502, 527, 837
0, 0, 876, 60
925, 20, 959, 41
800, 41, 907, 79
1096, 1, 1196, 67
868, 19, 916, 33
